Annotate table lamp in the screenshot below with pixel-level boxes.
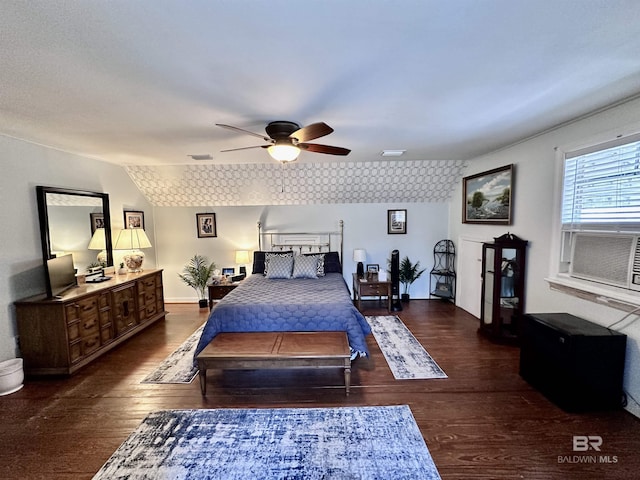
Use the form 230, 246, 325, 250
235, 250, 250, 277
113, 228, 152, 272
87, 228, 107, 265
353, 248, 366, 278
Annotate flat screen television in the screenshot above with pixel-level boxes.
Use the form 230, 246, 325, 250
46, 254, 77, 298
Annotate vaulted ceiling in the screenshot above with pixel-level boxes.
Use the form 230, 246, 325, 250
3, 1, 640, 206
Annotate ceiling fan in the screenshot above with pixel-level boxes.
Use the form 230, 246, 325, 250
216, 121, 350, 162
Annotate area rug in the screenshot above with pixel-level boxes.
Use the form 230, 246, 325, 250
142, 316, 446, 384
92, 405, 441, 480
366, 315, 448, 380
140, 323, 205, 384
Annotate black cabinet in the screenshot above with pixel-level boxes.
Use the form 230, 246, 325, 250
520, 313, 626, 412
479, 233, 527, 343
429, 240, 456, 303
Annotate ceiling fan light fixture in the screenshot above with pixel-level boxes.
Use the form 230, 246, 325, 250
267, 143, 300, 162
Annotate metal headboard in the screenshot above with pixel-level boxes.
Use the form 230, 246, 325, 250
258, 220, 344, 264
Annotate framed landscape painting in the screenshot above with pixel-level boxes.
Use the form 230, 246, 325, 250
463, 164, 513, 225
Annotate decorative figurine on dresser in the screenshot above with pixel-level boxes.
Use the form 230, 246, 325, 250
479, 233, 528, 343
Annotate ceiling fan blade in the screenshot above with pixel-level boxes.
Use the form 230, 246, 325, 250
216, 123, 271, 142
290, 122, 333, 143
220, 145, 269, 152
298, 143, 351, 156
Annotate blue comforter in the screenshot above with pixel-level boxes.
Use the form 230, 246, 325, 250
193, 273, 371, 360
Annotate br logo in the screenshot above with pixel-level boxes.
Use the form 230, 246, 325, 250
573, 435, 602, 452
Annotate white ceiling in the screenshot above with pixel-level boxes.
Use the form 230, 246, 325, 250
2, 0, 640, 170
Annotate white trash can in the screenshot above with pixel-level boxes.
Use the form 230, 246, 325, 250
0, 358, 24, 396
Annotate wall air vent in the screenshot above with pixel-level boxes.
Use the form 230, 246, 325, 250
570, 233, 640, 292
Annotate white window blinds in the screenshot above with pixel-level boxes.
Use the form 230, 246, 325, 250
562, 134, 640, 232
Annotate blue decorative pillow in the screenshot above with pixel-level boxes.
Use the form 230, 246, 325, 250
265, 254, 294, 279
252, 251, 266, 274
322, 251, 342, 273
292, 255, 319, 279
264, 251, 293, 276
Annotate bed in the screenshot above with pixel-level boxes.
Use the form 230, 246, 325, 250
193, 221, 371, 363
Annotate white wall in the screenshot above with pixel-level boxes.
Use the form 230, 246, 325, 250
449, 96, 640, 418
155, 203, 450, 302
0, 135, 154, 362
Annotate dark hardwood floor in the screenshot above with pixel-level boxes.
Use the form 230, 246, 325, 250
1, 300, 638, 479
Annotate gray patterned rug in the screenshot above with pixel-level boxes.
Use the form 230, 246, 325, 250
142, 316, 446, 384
92, 405, 441, 480
367, 315, 448, 380
140, 323, 205, 384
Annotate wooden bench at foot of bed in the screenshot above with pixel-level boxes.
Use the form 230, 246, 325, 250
196, 331, 352, 396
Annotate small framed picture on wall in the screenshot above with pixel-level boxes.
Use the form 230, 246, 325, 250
196, 213, 217, 238
90, 213, 104, 234
124, 210, 145, 229
387, 209, 407, 234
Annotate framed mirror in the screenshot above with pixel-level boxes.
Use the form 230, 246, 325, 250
36, 186, 113, 296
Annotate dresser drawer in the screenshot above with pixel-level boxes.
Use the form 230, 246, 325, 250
138, 303, 158, 323
69, 340, 82, 364
78, 314, 99, 337
138, 276, 157, 294
81, 333, 101, 356
65, 296, 99, 323
361, 284, 388, 296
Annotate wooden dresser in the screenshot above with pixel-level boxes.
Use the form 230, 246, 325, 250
15, 269, 166, 375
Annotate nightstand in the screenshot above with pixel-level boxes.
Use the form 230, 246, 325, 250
352, 273, 391, 312
208, 283, 238, 310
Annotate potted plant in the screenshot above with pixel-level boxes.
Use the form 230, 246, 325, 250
399, 256, 426, 302
178, 254, 217, 308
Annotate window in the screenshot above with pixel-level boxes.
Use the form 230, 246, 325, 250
562, 134, 640, 233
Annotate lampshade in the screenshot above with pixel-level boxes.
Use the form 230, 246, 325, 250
113, 228, 152, 250
235, 250, 251, 264
267, 142, 300, 162
87, 228, 107, 264
353, 249, 367, 263
113, 228, 152, 272
87, 228, 106, 250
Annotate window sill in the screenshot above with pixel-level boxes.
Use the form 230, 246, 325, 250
545, 275, 640, 311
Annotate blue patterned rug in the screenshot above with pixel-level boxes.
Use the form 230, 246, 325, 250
367, 315, 448, 380
141, 323, 205, 384
92, 405, 441, 480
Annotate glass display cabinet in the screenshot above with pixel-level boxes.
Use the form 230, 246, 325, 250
479, 233, 528, 343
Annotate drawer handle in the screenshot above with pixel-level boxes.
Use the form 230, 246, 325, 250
83, 320, 96, 330
85, 338, 98, 348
